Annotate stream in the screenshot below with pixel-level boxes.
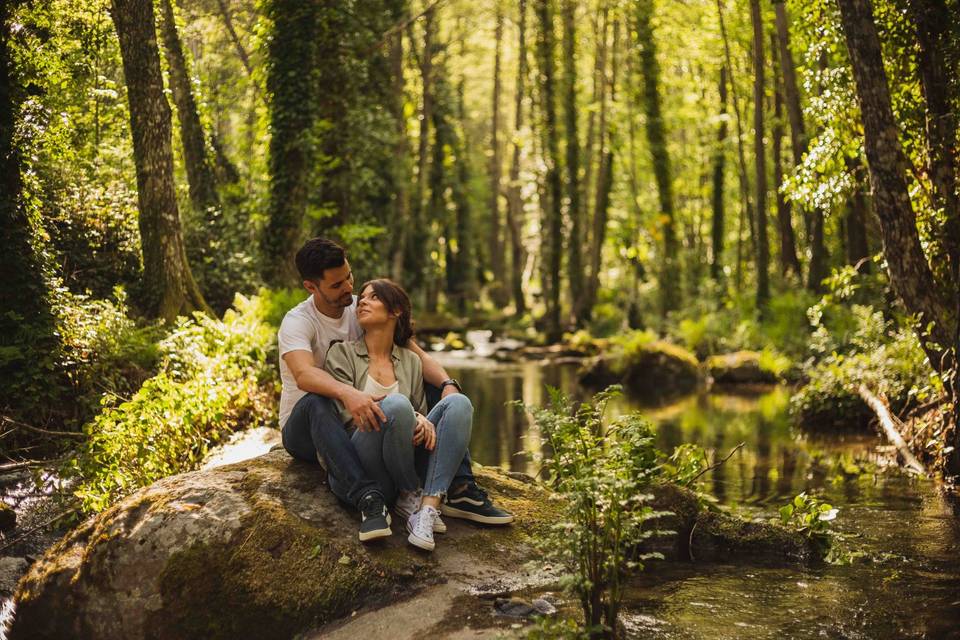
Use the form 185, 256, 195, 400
436, 346, 960, 640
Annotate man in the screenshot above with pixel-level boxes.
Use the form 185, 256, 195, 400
279, 238, 514, 542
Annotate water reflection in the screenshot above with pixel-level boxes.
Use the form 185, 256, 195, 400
440, 354, 960, 639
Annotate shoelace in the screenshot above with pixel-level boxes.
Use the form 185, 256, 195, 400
362, 494, 386, 519
414, 507, 436, 537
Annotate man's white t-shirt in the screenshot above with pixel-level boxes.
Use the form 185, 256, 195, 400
277, 295, 362, 428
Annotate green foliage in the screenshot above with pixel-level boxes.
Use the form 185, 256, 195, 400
522, 387, 669, 637
662, 443, 709, 486
776, 491, 838, 559
792, 267, 938, 429
69, 294, 277, 513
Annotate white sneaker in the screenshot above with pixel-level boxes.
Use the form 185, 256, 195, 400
394, 489, 422, 522
407, 505, 438, 551
433, 509, 447, 534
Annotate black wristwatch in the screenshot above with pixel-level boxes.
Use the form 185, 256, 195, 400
440, 378, 462, 393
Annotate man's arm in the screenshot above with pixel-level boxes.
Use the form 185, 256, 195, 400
283, 350, 386, 428
406, 339, 459, 398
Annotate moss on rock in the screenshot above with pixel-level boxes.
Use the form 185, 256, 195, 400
580, 341, 702, 400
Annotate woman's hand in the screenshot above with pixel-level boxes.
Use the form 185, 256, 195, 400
413, 413, 436, 450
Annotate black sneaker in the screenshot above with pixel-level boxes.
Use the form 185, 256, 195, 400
358, 492, 392, 542
443, 484, 514, 525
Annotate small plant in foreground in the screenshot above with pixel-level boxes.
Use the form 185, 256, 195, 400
776, 492, 838, 557
522, 387, 670, 639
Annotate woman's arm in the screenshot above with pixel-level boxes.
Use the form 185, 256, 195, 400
406, 339, 457, 396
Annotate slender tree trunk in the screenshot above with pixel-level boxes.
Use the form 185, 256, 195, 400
582, 5, 608, 251
750, 0, 769, 308
261, 0, 319, 286
770, 32, 801, 279
562, 0, 583, 314
158, 0, 219, 212
389, 7, 410, 282
110, 0, 209, 320
835, 0, 958, 473
710, 65, 728, 282
488, 3, 509, 305
717, 0, 755, 294
845, 156, 871, 271
507, 0, 529, 315
407, 9, 435, 303
775, 0, 826, 290
535, 0, 563, 341
636, 0, 679, 316
906, 0, 960, 289
451, 70, 478, 314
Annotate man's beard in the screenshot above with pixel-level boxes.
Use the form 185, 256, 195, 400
318, 289, 352, 308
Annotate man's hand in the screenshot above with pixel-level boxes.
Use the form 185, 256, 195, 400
341, 387, 386, 432
413, 413, 436, 450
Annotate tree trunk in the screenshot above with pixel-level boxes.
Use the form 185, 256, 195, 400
774, 0, 826, 291
389, 6, 410, 282
488, 3, 508, 306
507, 0, 529, 315
535, 0, 563, 341
110, 0, 209, 320
261, 0, 319, 286
450, 71, 478, 314
770, 32, 801, 279
406, 8, 435, 302
750, 0, 769, 308
581, 5, 608, 255
710, 65, 728, 282
716, 0, 755, 294
835, 0, 958, 472
562, 0, 583, 315
636, 0, 679, 316
906, 0, 960, 290
844, 155, 871, 272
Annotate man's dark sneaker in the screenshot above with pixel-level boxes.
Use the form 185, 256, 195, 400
443, 484, 514, 525
358, 492, 392, 542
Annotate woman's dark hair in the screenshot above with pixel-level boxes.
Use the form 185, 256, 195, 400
295, 238, 346, 281
360, 279, 414, 346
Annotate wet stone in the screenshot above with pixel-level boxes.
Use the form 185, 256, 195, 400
0, 503, 15, 533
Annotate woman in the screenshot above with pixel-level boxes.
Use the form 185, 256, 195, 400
324, 279, 473, 551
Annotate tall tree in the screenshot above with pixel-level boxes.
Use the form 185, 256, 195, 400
636, 0, 679, 316
157, 0, 219, 215
770, 32, 801, 278
406, 7, 436, 300
507, 0, 529, 315
488, 2, 507, 305
844, 157, 871, 271
710, 65, 728, 282
535, 0, 563, 341
835, 0, 959, 474
110, 0, 209, 320
906, 0, 960, 287
261, 0, 319, 286
773, 0, 826, 291
388, 3, 410, 281
716, 0, 754, 292
562, 0, 583, 313
750, 0, 769, 308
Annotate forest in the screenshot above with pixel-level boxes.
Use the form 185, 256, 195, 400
1, 0, 959, 637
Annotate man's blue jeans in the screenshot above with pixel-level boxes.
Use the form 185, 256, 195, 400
281, 388, 477, 507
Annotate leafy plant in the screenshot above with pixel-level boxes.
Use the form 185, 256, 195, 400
522, 387, 670, 638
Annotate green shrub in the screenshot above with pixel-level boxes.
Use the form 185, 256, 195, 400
522, 387, 669, 637
791, 308, 938, 430
69, 293, 277, 513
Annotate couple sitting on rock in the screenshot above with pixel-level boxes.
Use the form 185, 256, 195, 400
278, 238, 514, 551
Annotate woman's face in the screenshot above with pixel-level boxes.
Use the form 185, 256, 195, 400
357, 285, 395, 329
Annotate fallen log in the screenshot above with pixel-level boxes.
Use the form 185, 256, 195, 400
858, 384, 925, 475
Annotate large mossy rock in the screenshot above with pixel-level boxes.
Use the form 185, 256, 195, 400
705, 351, 779, 385
580, 341, 702, 400
12, 452, 820, 640
11, 451, 552, 640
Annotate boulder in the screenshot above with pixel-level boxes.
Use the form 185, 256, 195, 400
0, 502, 16, 533
705, 351, 778, 385
10, 451, 555, 640
580, 342, 702, 401
11, 452, 821, 640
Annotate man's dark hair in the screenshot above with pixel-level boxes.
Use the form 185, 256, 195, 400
295, 238, 347, 281
360, 279, 414, 346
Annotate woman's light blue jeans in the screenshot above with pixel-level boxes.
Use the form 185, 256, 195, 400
336, 392, 472, 503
